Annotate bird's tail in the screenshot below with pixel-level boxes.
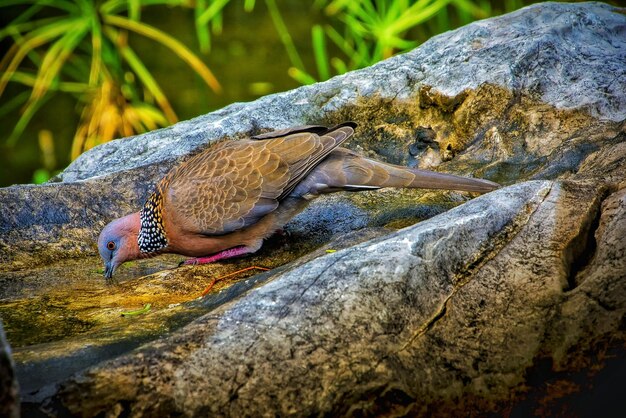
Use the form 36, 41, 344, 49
298, 148, 499, 196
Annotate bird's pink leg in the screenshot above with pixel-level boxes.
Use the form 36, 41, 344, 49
182, 246, 252, 266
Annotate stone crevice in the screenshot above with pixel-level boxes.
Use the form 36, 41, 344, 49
399, 182, 553, 352
275, 252, 351, 322
563, 185, 610, 292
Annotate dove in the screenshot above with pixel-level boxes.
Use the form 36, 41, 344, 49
98, 122, 499, 278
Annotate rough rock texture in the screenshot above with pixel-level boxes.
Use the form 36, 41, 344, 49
42, 180, 626, 417
2, 2, 625, 417
0, 321, 19, 418
1, 1, 625, 269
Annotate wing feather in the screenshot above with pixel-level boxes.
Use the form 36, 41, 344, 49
159, 124, 355, 235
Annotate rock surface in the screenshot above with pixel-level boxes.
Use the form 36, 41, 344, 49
1, 2, 625, 417
42, 180, 625, 417
0, 321, 19, 418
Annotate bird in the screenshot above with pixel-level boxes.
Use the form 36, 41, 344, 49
98, 122, 499, 278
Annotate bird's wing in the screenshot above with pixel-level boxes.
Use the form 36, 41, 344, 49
160, 124, 355, 235
251, 125, 329, 140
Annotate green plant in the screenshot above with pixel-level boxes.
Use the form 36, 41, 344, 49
0, 0, 221, 159
271, 0, 490, 84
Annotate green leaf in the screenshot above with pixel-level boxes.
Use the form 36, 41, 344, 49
288, 67, 317, 85
325, 0, 352, 16
100, 0, 182, 15
112, 30, 177, 123
0, 16, 64, 43
390, 0, 452, 35
7, 91, 51, 146
324, 25, 355, 57
9, 71, 87, 93
133, 103, 168, 130
330, 57, 347, 75
105, 14, 222, 93
29, 18, 90, 102
196, 0, 230, 26
211, 9, 223, 35
129, 0, 140, 21
88, 13, 102, 86
195, 0, 211, 53
0, 0, 78, 13
312, 25, 329, 81
243, 0, 255, 12
435, 3, 450, 32
32, 168, 50, 184
0, 18, 79, 97
0, 90, 29, 118
453, 0, 489, 19
265, 0, 305, 72
4, 3, 44, 28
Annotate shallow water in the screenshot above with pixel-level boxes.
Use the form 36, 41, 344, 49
0, 232, 325, 394
1, 189, 468, 397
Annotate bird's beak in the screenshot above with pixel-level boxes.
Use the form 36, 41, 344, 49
104, 262, 114, 279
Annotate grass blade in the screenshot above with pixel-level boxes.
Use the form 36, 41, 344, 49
390, 0, 452, 34
195, 0, 211, 53
243, 0, 255, 12
89, 13, 102, 87
113, 32, 177, 123
0, 0, 78, 13
453, 0, 489, 18
324, 24, 355, 57
9, 71, 87, 93
288, 67, 317, 85
0, 18, 78, 97
100, 0, 178, 15
196, 0, 230, 26
105, 14, 222, 93
7, 91, 51, 146
312, 25, 329, 80
0, 90, 29, 119
30, 19, 89, 102
330, 57, 347, 75
129, 0, 140, 20
265, 0, 305, 71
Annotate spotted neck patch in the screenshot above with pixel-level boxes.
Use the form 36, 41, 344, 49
138, 191, 168, 253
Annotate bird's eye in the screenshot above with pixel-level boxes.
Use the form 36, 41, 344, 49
107, 241, 116, 251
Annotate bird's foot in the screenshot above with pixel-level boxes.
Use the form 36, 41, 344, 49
180, 246, 252, 266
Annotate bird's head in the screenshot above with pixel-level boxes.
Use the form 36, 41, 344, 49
97, 213, 141, 279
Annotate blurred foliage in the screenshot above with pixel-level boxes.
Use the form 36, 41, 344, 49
287, 0, 490, 84
0, 0, 220, 160
1, 0, 538, 185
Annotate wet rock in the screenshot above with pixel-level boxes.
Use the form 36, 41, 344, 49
41, 180, 626, 417
1, 2, 625, 416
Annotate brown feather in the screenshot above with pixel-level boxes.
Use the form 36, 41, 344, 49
158, 125, 354, 238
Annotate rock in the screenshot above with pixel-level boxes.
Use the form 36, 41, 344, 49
2, 2, 625, 416
0, 321, 19, 418
41, 180, 626, 417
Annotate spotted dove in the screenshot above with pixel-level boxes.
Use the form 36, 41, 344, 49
98, 122, 499, 278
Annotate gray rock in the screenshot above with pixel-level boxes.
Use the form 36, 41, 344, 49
2, 2, 625, 416
0, 321, 19, 418
44, 180, 626, 417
